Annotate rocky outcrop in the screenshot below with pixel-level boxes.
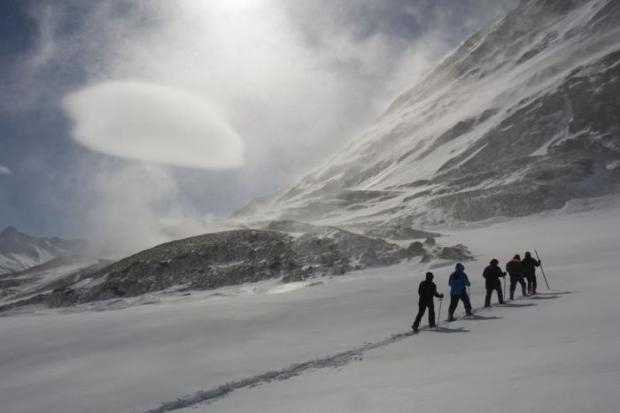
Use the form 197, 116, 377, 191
0, 224, 473, 311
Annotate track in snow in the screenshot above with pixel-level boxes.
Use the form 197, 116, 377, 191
144, 329, 420, 413
144, 292, 567, 413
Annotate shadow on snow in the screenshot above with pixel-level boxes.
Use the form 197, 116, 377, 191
464, 314, 504, 320
498, 302, 538, 308
431, 326, 469, 333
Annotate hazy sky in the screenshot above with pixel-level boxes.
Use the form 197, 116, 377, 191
0, 0, 514, 247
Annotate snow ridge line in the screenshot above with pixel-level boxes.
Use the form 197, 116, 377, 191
144, 331, 415, 413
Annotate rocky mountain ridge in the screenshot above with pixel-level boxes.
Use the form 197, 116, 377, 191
0, 223, 472, 311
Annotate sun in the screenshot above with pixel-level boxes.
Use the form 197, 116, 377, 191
221, 0, 261, 11
188, 0, 263, 18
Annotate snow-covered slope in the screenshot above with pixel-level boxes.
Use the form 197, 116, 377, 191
1, 197, 619, 413
0, 226, 87, 275
238, 0, 620, 228
0, 258, 107, 305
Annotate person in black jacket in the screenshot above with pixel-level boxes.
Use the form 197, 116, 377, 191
483, 259, 505, 307
412, 272, 444, 332
506, 254, 527, 300
521, 251, 541, 295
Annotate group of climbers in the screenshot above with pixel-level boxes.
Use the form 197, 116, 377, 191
504, 251, 542, 299
411, 252, 542, 332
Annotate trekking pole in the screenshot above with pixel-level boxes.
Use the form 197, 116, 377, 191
534, 249, 551, 290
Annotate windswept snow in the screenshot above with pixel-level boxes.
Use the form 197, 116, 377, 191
237, 0, 620, 226
0, 252, 53, 275
1, 198, 620, 413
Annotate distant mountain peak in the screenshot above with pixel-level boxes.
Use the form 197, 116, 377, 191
0, 227, 87, 275
0, 226, 20, 237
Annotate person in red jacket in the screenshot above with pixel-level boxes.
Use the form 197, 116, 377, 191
412, 272, 444, 332
506, 254, 527, 300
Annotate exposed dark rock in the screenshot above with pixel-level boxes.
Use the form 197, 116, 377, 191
0, 228, 401, 310
424, 237, 436, 246
405, 242, 426, 257
438, 244, 474, 261
364, 226, 441, 240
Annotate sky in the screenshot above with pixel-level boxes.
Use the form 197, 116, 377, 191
0, 0, 514, 250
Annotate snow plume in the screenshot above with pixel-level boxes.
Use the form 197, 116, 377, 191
0, 165, 10, 176
86, 164, 192, 256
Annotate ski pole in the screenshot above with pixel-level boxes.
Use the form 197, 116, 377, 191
534, 249, 551, 290
503, 276, 506, 301
437, 297, 443, 325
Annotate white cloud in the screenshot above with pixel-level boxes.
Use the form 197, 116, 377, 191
62, 81, 245, 169
0, 164, 11, 175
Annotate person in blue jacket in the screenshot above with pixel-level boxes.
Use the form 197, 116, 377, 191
448, 263, 472, 321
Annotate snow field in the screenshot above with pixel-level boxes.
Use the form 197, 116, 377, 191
0, 199, 619, 413
175, 201, 620, 413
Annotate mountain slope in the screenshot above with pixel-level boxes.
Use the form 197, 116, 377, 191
0, 226, 87, 275
238, 0, 620, 228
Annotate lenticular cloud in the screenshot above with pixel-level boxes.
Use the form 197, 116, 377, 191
62, 81, 245, 169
